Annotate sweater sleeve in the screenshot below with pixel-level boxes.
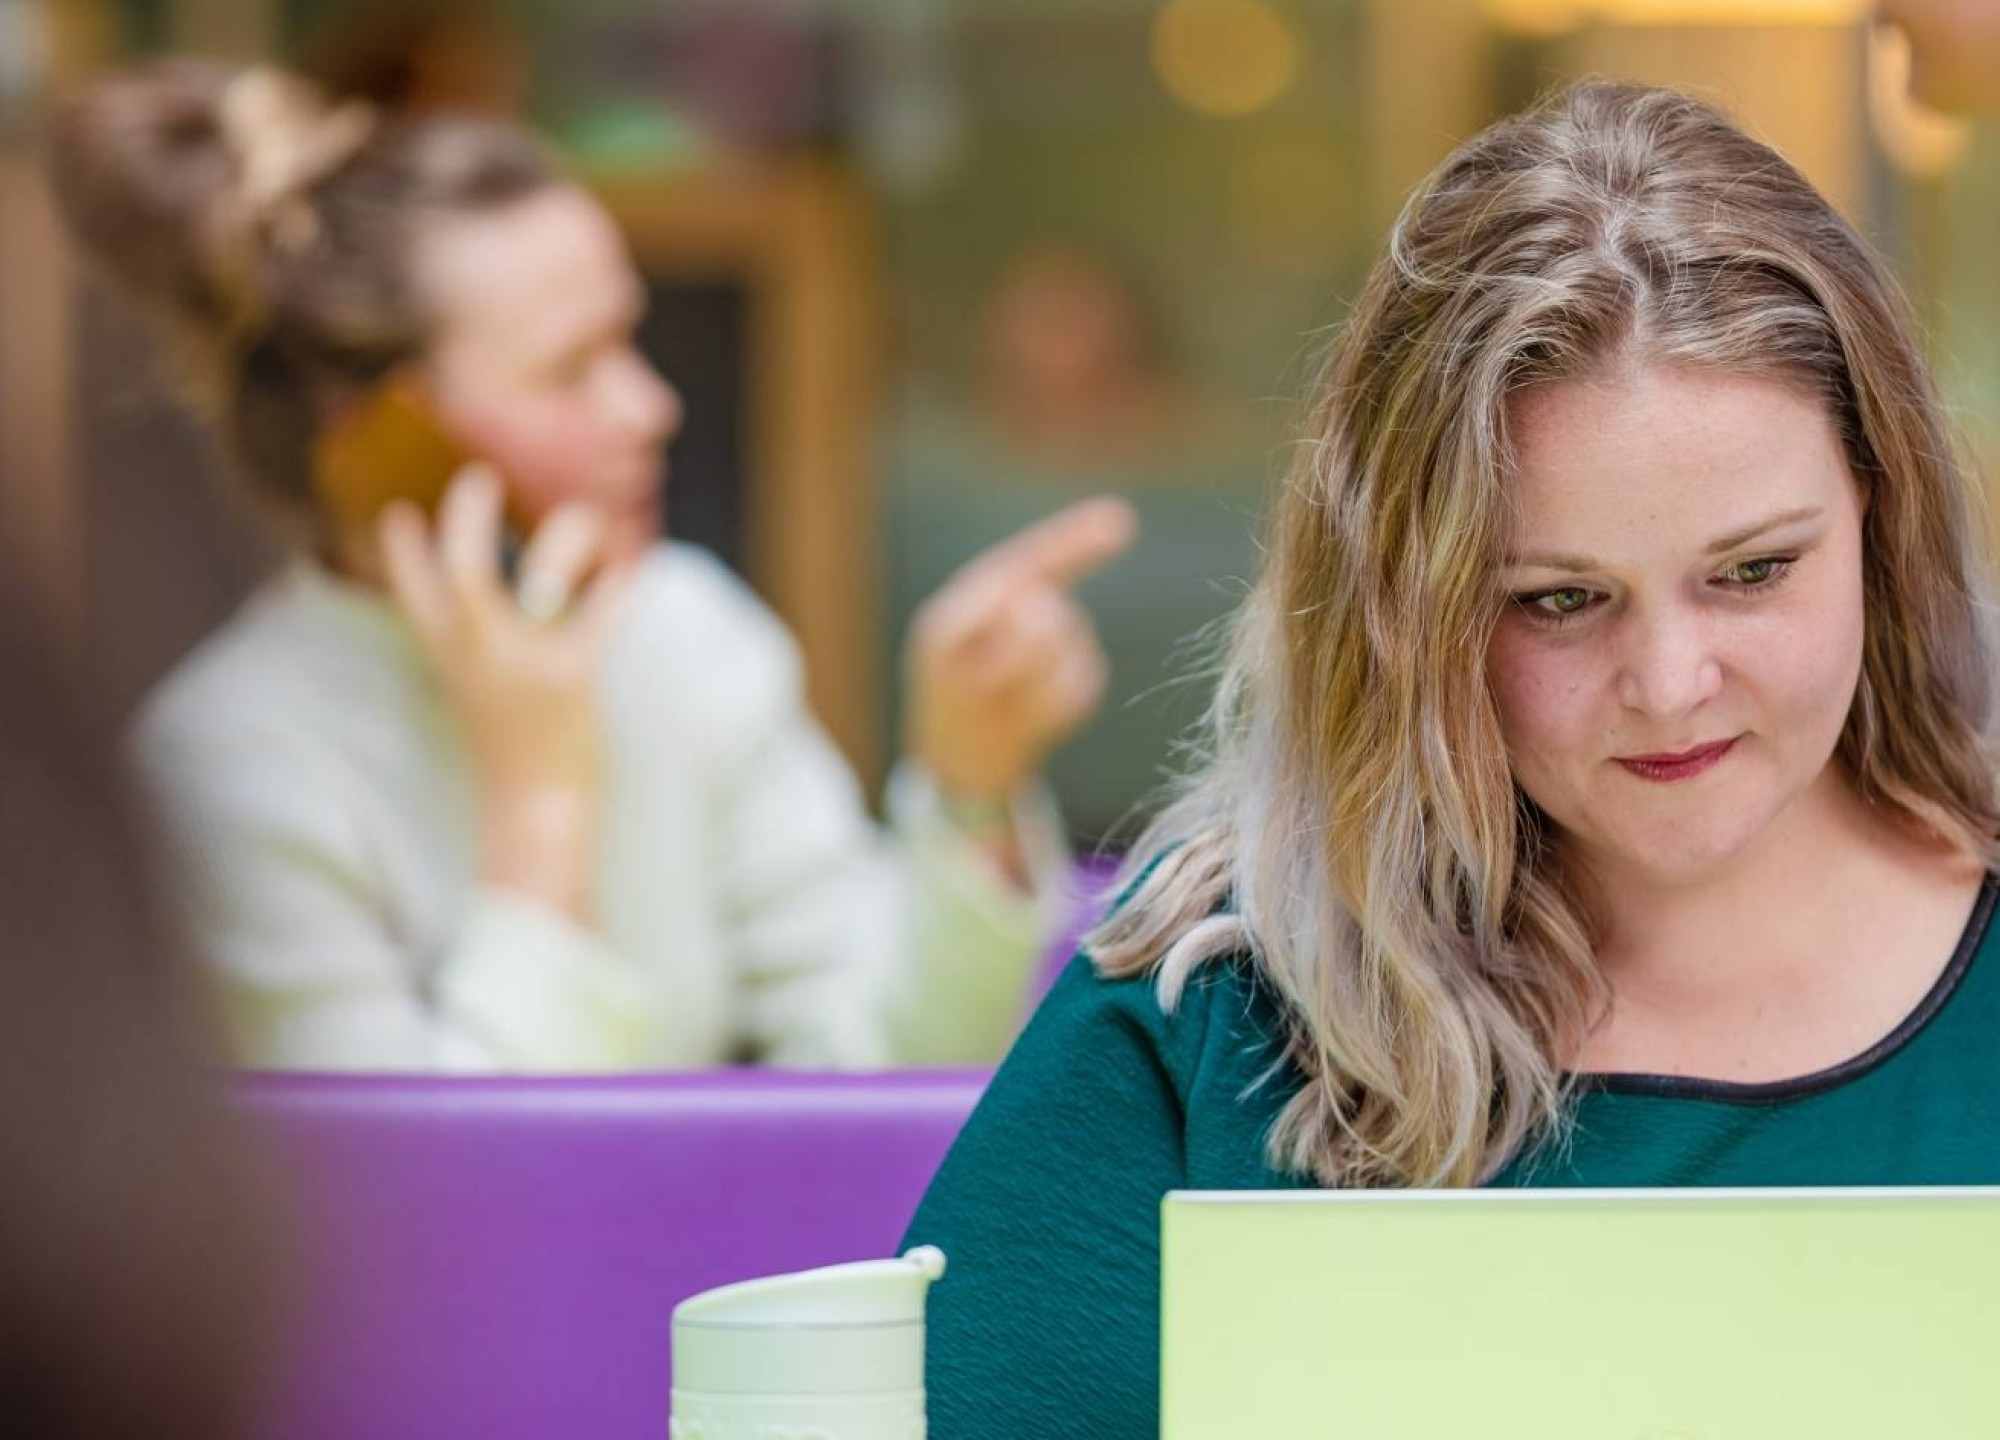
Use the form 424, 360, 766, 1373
693, 557, 1068, 1067
135, 721, 666, 1072
878, 763, 1074, 1063
901, 954, 1203, 1440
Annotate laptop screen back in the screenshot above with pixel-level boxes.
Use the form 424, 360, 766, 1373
1160, 1187, 2000, 1440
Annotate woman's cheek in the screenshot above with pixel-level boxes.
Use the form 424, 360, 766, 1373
1746, 587, 1865, 741
1489, 626, 1573, 749
1487, 625, 1602, 813
451, 399, 602, 523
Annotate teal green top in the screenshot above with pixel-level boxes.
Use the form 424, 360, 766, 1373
904, 876, 2000, 1439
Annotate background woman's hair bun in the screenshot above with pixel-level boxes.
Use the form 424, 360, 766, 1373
45, 57, 552, 527
212, 69, 375, 272
46, 60, 372, 349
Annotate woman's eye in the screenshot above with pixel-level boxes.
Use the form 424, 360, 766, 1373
1719, 556, 1792, 587
1529, 586, 1595, 618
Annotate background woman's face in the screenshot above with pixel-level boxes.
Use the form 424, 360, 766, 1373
414, 184, 683, 561
1485, 362, 1868, 889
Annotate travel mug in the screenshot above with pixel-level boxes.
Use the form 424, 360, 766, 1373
670, 1245, 946, 1440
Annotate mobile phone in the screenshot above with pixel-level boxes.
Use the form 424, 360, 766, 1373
314, 379, 526, 581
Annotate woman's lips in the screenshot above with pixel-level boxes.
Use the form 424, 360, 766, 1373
1615, 737, 1738, 783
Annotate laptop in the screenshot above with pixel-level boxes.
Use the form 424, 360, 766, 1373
1160, 1187, 2000, 1440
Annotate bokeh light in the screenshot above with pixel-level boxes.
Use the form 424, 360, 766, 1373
1869, 21, 1972, 178
1150, 0, 1301, 120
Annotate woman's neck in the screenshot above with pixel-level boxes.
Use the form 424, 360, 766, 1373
1578, 764, 1976, 1020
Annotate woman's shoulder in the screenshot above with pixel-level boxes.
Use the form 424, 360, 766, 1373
1028, 924, 1284, 1096
623, 543, 783, 637
135, 569, 368, 759
622, 539, 719, 598
1051, 848, 1301, 1096
613, 544, 800, 684
1041, 939, 1267, 1027
587, 543, 815, 752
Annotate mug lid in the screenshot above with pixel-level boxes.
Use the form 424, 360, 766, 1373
674, 1246, 947, 1330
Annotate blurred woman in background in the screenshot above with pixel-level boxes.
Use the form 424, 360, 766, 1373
50, 59, 1132, 1071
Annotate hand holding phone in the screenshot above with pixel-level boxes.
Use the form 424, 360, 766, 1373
314, 378, 527, 583
376, 466, 638, 923
316, 378, 471, 529
319, 379, 638, 922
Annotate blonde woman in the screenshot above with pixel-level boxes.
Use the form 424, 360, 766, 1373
50, 61, 1133, 1072
904, 80, 2000, 1438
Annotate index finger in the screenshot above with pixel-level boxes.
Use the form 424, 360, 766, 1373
378, 500, 455, 647
974, 497, 1139, 591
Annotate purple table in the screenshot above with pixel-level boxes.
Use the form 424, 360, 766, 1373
239, 1069, 987, 1440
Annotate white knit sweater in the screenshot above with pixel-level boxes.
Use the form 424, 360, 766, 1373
134, 544, 1068, 1072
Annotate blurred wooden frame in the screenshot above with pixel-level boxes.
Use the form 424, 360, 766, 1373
589, 159, 885, 787
0, 149, 80, 632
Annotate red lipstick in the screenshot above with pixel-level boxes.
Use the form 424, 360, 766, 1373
1615, 737, 1737, 783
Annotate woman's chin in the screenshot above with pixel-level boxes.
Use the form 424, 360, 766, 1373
608, 514, 659, 566
1585, 819, 1775, 890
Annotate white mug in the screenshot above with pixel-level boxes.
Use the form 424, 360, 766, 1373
670, 1246, 946, 1440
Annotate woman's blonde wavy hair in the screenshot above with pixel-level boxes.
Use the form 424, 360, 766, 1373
1090, 80, 2000, 1189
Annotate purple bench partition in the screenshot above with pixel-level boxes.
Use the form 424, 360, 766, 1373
238, 1069, 987, 1440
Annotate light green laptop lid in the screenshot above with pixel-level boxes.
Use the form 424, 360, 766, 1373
1161, 1187, 2000, 1440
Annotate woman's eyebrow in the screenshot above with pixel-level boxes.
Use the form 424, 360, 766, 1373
1505, 505, 1825, 572
1701, 505, 1822, 555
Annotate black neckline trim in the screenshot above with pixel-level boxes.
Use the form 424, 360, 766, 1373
1576, 872, 2000, 1107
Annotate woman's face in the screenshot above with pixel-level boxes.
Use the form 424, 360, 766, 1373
413, 184, 683, 562
1485, 362, 1868, 889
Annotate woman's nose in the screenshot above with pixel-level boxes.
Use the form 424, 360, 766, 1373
1613, 605, 1725, 721
613, 350, 683, 447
